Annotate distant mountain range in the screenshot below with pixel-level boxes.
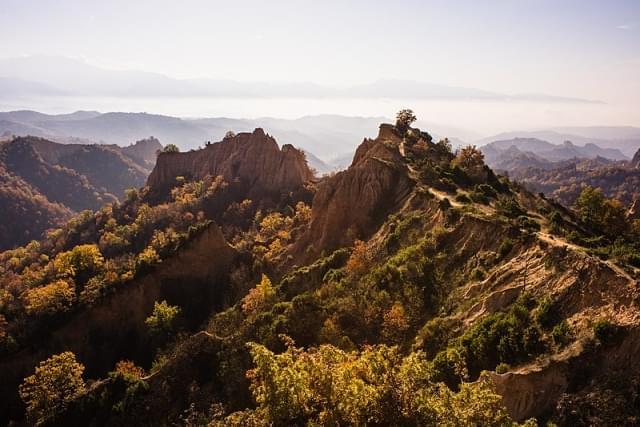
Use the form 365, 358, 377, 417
3, 108, 640, 176
478, 135, 640, 208
0, 55, 601, 103
0, 110, 388, 172
479, 128, 640, 158
481, 137, 628, 171
508, 155, 640, 208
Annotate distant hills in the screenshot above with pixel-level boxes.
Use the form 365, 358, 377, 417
0, 55, 601, 103
0, 110, 389, 172
479, 128, 640, 158
477, 135, 640, 208
481, 137, 628, 171
0, 136, 159, 249
508, 155, 640, 208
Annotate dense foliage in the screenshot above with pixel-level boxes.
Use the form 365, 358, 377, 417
0, 176, 223, 354
211, 341, 532, 426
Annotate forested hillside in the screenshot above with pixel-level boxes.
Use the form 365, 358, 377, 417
0, 136, 159, 250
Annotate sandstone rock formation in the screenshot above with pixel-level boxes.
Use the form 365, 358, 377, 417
630, 147, 640, 168
300, 124, 415, 253
147, 129, 313, 197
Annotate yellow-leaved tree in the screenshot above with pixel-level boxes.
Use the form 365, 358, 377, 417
19, 351, 86, 425
242, 274, 276, 315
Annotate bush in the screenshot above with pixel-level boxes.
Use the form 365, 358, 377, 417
455, 193, 472, 204
517, 216, 541, 231
470, 267, 486, 281
456, 298, 544, 378
234, 342, 521, 425
536, 297, 560, 329
495, 363, 510, 374
551, 321, 573, 347
469, 190, 489, 205
495, 197, 526, 219
593, 319, 620, 344
161, 144, 180, 153
476, 184, 497, 199
497, 239, 515, 260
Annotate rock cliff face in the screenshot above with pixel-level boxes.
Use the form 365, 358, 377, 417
301, 124, 415, 253
630, 147, 640, 168
147, 129, 313, 196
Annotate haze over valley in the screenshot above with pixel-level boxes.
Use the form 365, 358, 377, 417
2, 1, 640, 426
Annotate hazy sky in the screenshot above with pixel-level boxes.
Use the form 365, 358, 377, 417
1, 0, 639, 105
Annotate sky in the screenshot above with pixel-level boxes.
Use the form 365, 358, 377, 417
0, 0, 638, 130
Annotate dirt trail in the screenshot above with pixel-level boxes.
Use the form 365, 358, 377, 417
538, 231, 638, 283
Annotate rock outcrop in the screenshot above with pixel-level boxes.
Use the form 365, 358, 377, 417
300, 124, 415, 253
630, 147, 640, 168
146, 129, 313, 196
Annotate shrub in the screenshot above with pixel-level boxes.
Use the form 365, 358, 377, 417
439, 198, 452, 211
456, 299, 544, 378
476, 184, 497, 199
239, 342, 520, 425
551, 321, 573, 347
495, 197, 526, 219
495, 363, 510, 374
497, 239, 515, 260
242, 275, 277, 315
161, 144, 180, 153
455, 193, 472, 204
593, 319, 620, 344
517, 216, 541, 231
536, 297, 559, 329
470, 267, 486, 281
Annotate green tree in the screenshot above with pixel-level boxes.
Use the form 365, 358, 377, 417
145, 300, 181, 340
601, 198, 629, 235
574, 186, 605, 227
452, 145, 487, 182
19, 352, 86, 424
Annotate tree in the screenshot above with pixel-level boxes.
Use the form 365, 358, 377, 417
145, 300, 181, 340
574, 186, 605, 227
24, 279, 76, 316
19, 351, 86, 424
452, 145, 487, 182
242, 274, 276, 315
345, 239, 371, 277
382, 302, 410, 342
161, 144, 180, 153
601, 198, 629, 236
396, 109, 417, 131
53, 244, 104, 284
